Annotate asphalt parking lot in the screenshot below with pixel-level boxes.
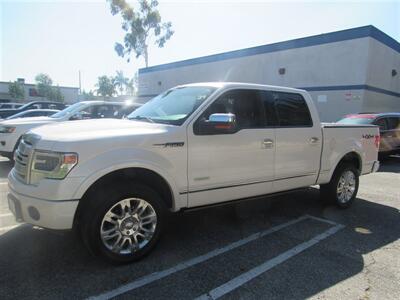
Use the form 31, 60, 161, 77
0, 156, 399, 300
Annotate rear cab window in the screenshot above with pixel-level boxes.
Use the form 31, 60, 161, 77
269, 91, 313, 127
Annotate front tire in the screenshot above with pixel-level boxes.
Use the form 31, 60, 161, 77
79, 182, 167, 263
320, 163, 359, 209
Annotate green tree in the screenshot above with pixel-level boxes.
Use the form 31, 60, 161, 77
95, 75, 116, 98
8, 81, 25, 100
35, 73, 53, 98
82, 90, 95, 100
108, 0, 174, 67
52, 86, 65, 102
126, 72, 138, 96
114, 70, 129, 95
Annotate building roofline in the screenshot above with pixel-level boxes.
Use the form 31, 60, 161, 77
138, 25, 400, 74
0, 81, 79, 90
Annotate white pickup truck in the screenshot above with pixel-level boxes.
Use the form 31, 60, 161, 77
7, 82, 380, 263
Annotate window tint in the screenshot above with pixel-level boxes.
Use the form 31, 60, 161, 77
261, 91, 279, 126
386, 117, 400, 130
199, 89, 263, 130
374, 118, 388, 131
96, 105, 119, 118
272, 92, 312, 127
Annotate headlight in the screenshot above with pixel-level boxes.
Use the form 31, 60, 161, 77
30, 151, 78, 184
0, 126, 16, 133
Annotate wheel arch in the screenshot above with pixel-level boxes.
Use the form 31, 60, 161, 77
329, 151, 362, 180
73, 166, 180, 228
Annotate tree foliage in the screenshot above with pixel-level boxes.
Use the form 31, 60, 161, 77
34, 73, 64, 102
82, 90, 95, 100
95, 75, 117, 98
108, 0, 174, 67
114, 70, 129, 95
126, 72, 138, 96
8, 81, 25, 100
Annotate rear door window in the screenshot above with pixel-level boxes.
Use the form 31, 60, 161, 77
272, 92, 313, 127
374, 118, 388, 131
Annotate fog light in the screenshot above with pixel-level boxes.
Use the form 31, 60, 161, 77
28, 206, 40, 221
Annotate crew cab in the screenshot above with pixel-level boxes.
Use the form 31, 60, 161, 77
0, 101, 140, 160
7, 83, 380, 263
338, 112, 400, 157
0, 101, 66, 119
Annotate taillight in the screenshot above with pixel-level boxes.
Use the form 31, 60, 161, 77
374, 135, 380, 148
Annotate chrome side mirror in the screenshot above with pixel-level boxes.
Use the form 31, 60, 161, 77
196, 113, 237, 135
208, 113, 236, 124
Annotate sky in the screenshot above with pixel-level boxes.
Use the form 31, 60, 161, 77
0, 0, 399, 92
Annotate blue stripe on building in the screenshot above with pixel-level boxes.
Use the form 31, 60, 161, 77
139, 25, 400, 74
139, 84, 400, 98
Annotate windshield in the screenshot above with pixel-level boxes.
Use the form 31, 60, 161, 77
128, 86, 216, 125
337, 117, 374, 125
50, 102, 87, 118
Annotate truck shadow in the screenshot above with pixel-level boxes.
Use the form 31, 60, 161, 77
0, 189, 399, 299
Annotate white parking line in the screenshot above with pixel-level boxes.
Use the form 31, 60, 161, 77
88, 215, 311, 300
195, 224, 344, 300
0, 213, 12, 218
88, 215, 341, 300
0, 182, 8, 186
0, 224, 19, 233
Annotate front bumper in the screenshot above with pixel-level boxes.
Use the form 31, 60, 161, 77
7, 188, 79, 230
7, 169, 83, 230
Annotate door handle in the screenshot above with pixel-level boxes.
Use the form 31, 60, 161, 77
263, 139, 274, 149
309, 137, 319, 144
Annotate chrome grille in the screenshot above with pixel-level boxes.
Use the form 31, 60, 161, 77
14, 138, 33, 184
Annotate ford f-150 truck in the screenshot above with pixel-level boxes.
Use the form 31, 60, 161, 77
7, 82, 380, 263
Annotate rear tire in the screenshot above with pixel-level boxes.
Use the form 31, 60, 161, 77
79, 182, 167, 263
320, 163, 359, 209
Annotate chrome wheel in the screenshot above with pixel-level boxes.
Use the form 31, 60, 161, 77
100, 198, 157, 255
336, 170, 356, 203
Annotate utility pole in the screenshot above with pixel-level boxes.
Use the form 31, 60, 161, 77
78, 70, 82, 94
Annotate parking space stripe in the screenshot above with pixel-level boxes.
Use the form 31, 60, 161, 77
0, 213, 12, 218
88, 215, 311, 300
0, 182, 8, 185
0, 224, 19, 232
195, 224, 345, 300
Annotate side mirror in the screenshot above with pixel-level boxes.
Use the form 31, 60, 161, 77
197, 113, 237, 135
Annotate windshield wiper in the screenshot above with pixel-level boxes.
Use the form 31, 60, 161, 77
129, 115, 155, 123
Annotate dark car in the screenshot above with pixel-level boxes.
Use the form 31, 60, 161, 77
338, 112, 400, 156
0, 103, 23, 109
0, 101, 66, 119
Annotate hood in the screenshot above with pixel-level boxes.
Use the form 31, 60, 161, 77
0, 116, 55, 126
30, 118, 169, 142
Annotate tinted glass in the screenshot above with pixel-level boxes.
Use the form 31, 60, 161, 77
272, 92, 312, 127
374, 118, 387, 131
199, 89, 263, 129
387, 117, 400, 130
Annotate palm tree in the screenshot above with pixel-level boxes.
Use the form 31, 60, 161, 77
126, 73, 138, 96
114, 70, 128, 95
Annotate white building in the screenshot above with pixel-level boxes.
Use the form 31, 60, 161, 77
138, 25, 400, 122
0, 79, 79, 104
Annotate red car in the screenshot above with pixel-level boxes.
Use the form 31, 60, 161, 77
338, 112, 400, 157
